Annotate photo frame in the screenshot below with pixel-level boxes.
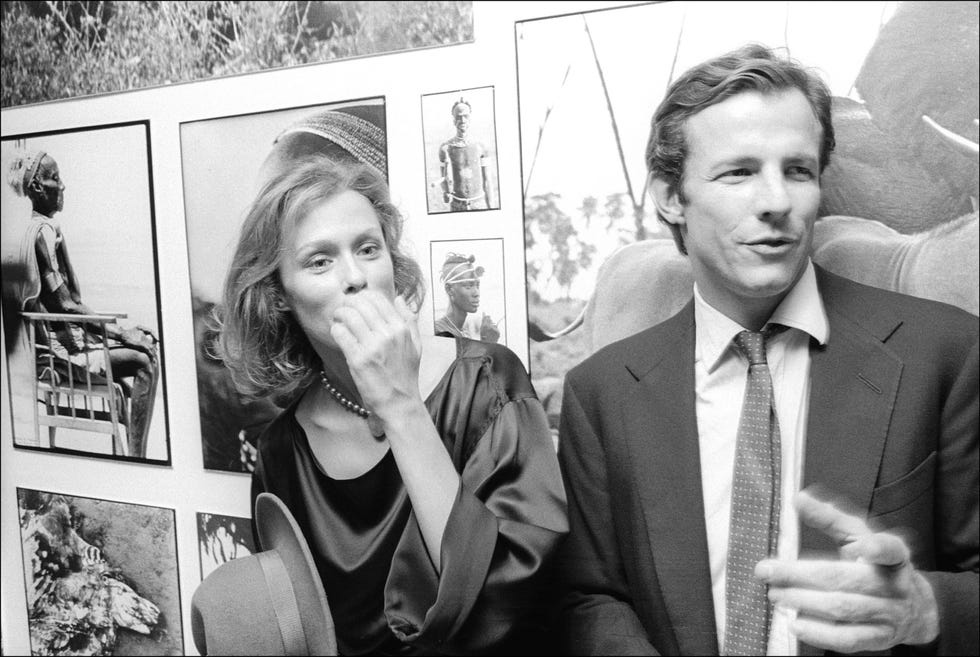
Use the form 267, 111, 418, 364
421, 85, 501, 214
180, 96, 388, 473
17, 487, 183, 655
197, 511, 256, 581
430, 238, 506, 345
1, 122, 170, 463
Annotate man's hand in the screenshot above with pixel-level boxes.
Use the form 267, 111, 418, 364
756, 488, 939, 653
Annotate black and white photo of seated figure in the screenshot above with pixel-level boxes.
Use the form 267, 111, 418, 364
422, 86, 500, 214
1, 125, 166, 463
430, 238, 506, 345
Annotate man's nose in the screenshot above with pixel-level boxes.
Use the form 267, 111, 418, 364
757, 172, 791, 221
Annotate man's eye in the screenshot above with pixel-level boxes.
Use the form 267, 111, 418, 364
788, 166, 815, 181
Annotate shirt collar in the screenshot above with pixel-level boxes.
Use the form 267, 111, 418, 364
695, 260, 829, 372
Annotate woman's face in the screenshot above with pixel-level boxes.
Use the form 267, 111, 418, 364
448, 278, 480, 314
278, 189, 396, 355
31, 155, 65, 216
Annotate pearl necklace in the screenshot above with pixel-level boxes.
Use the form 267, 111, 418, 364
319, 371, 386, 438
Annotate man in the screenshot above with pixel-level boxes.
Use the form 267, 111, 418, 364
434, 252, 500, 343
438, 98, 494, 212
556, 44, 977, 656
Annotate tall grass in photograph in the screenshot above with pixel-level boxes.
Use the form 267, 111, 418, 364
2, 1, 473, 107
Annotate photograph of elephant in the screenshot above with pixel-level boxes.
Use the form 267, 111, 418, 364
2, 1, 474, 108
422, 85, 501, 214
197, 512, 256, 581
17, 488, 183, 655
517, 0, 978, 433
430, 238, 506, 345
0, 123, 169, 463
180, 96, 387, 473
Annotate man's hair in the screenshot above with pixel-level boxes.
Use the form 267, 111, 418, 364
646, 43, 835, 254
452, 97, 472, 116
216, 154, 424, 398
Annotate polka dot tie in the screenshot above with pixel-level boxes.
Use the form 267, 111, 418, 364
724, 327, 782, 655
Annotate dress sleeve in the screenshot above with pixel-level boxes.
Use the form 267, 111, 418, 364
384, 395, 568, 653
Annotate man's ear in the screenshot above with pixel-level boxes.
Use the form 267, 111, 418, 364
648, 174, 685, 227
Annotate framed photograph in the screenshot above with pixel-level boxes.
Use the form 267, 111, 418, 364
430, 238, 506, 345
422, 85, 501, 214
516, 0, 979, 433
180, 96, 387, 473
17, 488, 183, 655
1, 122, 169, 463
3, 1, 474, 108
197, 512, 256, 581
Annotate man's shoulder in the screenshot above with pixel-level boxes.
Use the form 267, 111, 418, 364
818, 267, 978, 340
567, 304, 692, 388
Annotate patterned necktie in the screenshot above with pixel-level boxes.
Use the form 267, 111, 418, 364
724, 327, 782, 656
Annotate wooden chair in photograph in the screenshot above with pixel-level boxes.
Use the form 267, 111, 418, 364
21, 311, 131, 457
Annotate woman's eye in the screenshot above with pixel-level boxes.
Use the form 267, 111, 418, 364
718, 168, 751, 180
307, 255, 331, 270
359, 243, 381, 257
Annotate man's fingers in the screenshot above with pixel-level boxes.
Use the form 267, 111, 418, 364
840, 531, 910, 568
796, 488, 871, 545
757, 559, 901, 597
790, 615, 897, 653
769, 587, 895, 623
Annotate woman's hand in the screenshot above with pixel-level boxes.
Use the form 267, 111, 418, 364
330, 291, 423, 422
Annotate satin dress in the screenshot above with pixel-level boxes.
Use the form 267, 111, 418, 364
252, 338, 568, 655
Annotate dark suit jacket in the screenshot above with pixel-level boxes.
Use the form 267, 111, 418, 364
556, 267, 978, 656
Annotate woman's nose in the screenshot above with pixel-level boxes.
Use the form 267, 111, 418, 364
341, 257, 367, 293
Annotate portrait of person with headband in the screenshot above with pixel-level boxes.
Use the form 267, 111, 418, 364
435, 252, 501, 343
4, 148, 160, 456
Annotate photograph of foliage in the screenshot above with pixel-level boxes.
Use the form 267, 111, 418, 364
1, 0, 473, 108
197, 511, 255, 580
517, 0, 978, 434
18, 488, 182, 655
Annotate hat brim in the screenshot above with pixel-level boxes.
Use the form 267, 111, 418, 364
256, 493, 337, 655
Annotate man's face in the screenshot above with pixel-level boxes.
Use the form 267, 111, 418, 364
31, 155, 65, 216
448, 278, 480, 313
666, 89, 822, 321
453, 104, 471, 136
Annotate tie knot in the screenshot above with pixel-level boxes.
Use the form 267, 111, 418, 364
733, 328, 772, 366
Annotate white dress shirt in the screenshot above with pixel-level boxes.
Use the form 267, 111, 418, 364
694, 261, 829, 655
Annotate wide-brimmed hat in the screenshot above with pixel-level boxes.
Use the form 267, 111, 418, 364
191, 493, 336, 656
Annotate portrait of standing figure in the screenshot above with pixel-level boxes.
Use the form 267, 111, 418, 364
422, 86, 500, 214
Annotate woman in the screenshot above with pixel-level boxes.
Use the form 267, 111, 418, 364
434, 252, 501, 343
217, 154, 568, 655
5, 149, 159, 455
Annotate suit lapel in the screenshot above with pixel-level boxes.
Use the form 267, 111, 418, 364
802, 269, 904, 555
624, 302, 720, 655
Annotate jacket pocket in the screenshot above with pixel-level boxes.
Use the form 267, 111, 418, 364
869, 451, 936, 517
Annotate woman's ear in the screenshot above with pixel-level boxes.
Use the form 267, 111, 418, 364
648, 173, 686, 228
